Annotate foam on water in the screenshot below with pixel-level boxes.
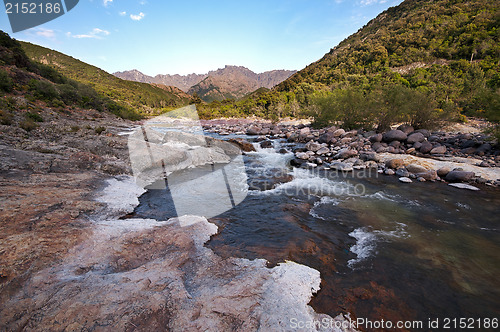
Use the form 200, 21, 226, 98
309, 196, 342, 220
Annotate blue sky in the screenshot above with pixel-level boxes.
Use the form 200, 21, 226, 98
1, 0, 404, 75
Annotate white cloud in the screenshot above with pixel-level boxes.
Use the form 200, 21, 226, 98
35, 28, 55, 38
119, 11, 127, 16
130, 12, 145, 21
70, 28, 110, 39
360, 0, 387, 5
103, 0, 113, 6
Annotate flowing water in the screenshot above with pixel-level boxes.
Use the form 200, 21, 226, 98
131, 134, 500, 329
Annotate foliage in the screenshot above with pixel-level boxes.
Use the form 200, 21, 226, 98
20, 119, 37, 131
25, 111, 44, 122
0, 109, 13, 125
94, 126, 106, 135
0, 69, 13, 91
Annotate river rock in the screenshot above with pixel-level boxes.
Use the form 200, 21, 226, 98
316, 147, 330, 155
399, 177, 413, 183
430, 145, 447, 154
334, 148, 358, 159
260, 140, 273, 149
305, 141, 322, 152
414, 129, 430, 138
385, 158, 404, 169
406, 132, 425, 144
382, 130, 407, 142
332, 128, 345, 137
385, 169, 395, 175
369, 133, 383, 143
396, 168, 410, 177
359, 152, 380, 162
445, 171, 475, 183
415, 170, 438, 181
295, 152, 310, 160
228, 138, 256, 152
246, 125, 261, 135
318, 132, 335, 144
419, 141, 433, 154
330, 162, 353, 172
449, 183, 480, 191
406, 164, 427, 174
437, 167, 451, 177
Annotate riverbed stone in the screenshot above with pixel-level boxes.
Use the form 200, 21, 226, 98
369, 133, 383, 143
449, 183, 480, 191
332, 128, 345, 137
430, 145, 447, 154
384, 169, 395, 175
406, 132, 425, 144
437, 167, 451, 177
334, 148, 358, 159
316, 147, 330, 155
419, 141, 433, 154
260, 140, 273, 149
397, 124, 414, 135
399, 177, 413, 183
246, 125, 261, 135
385, 159, 404, 169
382, 130, 407, 142
445, 171, 475, 183
305, 141, 322, 152
406, 164, 427, 174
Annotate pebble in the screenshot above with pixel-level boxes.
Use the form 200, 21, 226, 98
399, 177, 413, 183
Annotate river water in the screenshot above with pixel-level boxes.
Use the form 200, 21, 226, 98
131, 134, 500, 329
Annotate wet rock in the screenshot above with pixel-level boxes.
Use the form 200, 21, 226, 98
384, 169, 395, 175
419, 141, 433, 154
385, 159, 404, 169
382, 130, 407, 142
260, 140, 273, 149
369, 133, 383, 143
330, 162, 353, 172
295, 152, 310, 160
228, 138, 256, 152
359, 152, 380, 163
445, 171, 475, 183
417, 177, 426, 182
399, 177, 412, 183
449, 183, 480, 191
430, 145, 447, 155
406, 132, 425, 144
290, 158, 306, 167
278, 148, 289, 154
396, 168, 410, 177
246, 125, 261, 135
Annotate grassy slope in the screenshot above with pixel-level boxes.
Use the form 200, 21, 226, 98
21, 41, 192, 114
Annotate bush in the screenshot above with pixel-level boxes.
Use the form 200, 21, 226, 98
29, 79, 58, 101
0, 110, 13, 125
0, 69, 13, 92
26, 112, 43, 122
94, 126, 106, 134
20, 119, 38, 131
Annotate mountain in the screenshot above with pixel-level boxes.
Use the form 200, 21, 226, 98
239, 0, 499, 130
114, 65, 296, 102
20, 42, 193, 115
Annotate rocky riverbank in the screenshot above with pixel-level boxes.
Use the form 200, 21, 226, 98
1, 109, 357, 331
203, 119, 500, 188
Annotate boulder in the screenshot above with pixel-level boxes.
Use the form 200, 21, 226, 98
246, 125, 261, 135
406, 132, 425, 144
437, 167, 451, 177
445, 171, 475, 183
332, 129, 345, 137
406, 164, 427, 174
419, 141, 433, 154
430, 145, 447, 154
259, 140, 273, 149
382, 130, 407, 142
385, 158, 404, 169
305, 141, 322, 152
228, 138, 256, 152
415, 170, 438, 181
316, 147, 330, 155
369, 133, 383, 143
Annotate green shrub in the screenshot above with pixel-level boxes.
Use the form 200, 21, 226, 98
25, 112, 43, 122
94, 126, 106, 134
69, 125, 80, 132
20, 119, 38, 131
29, 79, 58, 101
0, 110, 13, 125
0, 69, 13, 92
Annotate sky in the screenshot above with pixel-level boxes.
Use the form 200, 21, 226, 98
0, 0, 404, 76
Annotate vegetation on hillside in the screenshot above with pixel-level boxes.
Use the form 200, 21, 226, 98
0, 30, 140, 120
20, 41, 192, 115
197, 0, 500, 137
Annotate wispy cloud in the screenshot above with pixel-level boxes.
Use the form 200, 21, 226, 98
130, 12, 145, 21
35, 28, 55, 38
103, 0, 113, 7
68, 28, 110, 39
360, 0, 387, 5
119, 11, 127, 16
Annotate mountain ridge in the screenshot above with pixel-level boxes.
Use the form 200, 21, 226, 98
114, 65, 296, 102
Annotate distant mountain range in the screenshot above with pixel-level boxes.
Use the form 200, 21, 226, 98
113, 66, 296, 102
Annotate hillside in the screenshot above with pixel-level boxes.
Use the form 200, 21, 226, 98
238, 0, 499, 132
114, 65, 296, 102
20, 42, 193, 114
